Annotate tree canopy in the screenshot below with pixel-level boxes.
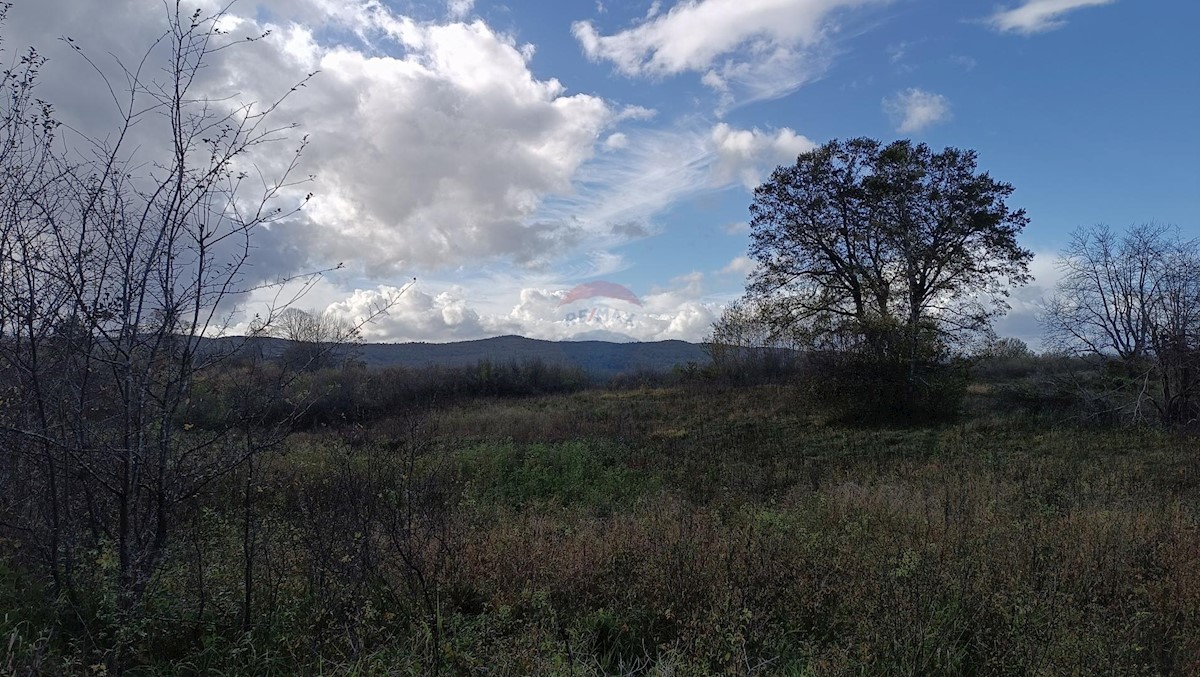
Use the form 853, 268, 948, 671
746, 137, 1033, 367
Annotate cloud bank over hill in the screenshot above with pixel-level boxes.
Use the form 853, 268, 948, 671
4, 0, 1133, 347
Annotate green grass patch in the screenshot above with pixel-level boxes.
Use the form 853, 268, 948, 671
456, 439, 660, 512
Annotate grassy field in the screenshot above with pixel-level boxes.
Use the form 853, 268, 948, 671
4, 382, 1199, 674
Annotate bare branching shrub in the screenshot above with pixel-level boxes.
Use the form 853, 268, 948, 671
283, 413, 459, 673
267, 307, 358, 371
705, 298, 803, 383
0, 3, 407, 667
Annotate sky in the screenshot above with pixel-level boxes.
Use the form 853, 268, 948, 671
7, 0, 1198, 347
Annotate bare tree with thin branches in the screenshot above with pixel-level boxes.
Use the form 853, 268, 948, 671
0, 2, 403, 666
1041, 223, 1200, 424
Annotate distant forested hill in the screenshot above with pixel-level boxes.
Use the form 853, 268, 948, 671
206, 335, 710, 377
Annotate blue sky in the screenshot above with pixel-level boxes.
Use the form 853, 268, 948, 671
15, 0, 1199, 345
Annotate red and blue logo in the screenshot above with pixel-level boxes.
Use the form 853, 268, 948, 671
558, 280, 640, 328
557, 281, 642, 307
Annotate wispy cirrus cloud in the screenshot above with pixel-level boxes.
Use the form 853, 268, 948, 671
572, 0, 890, 108
987, 0, 1116, 35
537, 120, 815, 247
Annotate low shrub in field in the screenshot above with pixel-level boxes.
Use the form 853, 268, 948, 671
805, 353, 969, 425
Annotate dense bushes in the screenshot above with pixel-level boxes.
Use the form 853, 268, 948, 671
274, 359, 591, 428
802, 351, 969, 424
188, 343, 1165, 433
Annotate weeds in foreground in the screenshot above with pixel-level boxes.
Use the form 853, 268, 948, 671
3, 385, 1199, 674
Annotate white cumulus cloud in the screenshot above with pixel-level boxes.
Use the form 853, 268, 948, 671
255, 18, 612, 274
1, 0, 813, 344
721, 255, 757, 276
989, 250, 1064, 350
7, 0, 616, 279
710, 122, 816, 189
326, 285, 487, 342
447, 0, 475, 20
883, 88, 952, 133
604, 132, 630, 150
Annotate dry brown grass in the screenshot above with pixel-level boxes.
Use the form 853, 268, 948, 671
4, 383, 1199, 674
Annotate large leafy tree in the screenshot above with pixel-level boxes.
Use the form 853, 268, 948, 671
746, 138, 1032, 372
